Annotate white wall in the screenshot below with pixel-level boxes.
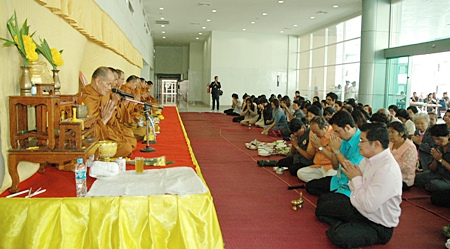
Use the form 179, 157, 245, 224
188, 43, 204, 102
210, 31, 289, 107
202, 34, 213, 104
95, 0, 154, 72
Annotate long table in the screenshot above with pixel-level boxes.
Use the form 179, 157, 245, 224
0, 107, 224, 249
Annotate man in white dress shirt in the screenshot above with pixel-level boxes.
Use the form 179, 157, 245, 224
317, 122, 402, 248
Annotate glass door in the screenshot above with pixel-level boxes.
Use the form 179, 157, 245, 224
386, 56, 409, 109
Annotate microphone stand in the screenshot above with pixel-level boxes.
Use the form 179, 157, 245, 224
123, 97, 157, 152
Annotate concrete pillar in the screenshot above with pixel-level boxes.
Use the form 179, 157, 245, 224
359, 0, 391, 110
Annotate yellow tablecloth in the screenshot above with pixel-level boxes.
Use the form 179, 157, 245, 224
0, 194, 223, 249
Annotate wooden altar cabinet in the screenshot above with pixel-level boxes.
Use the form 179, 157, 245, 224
8, 95, 98, 193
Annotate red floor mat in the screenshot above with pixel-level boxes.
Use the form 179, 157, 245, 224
181, 112, 450, 249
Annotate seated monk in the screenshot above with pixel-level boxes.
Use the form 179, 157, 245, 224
82, 67, 137, 157
121, 75, 144, 126
109, 67, 133, 125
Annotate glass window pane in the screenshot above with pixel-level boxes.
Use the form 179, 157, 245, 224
312, 29, 326, 49
390, 0, 450, 47
311, 68, 325, 100
312, 47, 326, 67
299, 51, 310, 69
300, 35, 311, 52
345, 16, 361, 40
328, 23, 344, 44
343, 39, 360, 63
299, 69, 310, 96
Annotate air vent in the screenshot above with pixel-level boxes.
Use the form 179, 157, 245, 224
156, 20, 170, 25
199, 2, 211, 6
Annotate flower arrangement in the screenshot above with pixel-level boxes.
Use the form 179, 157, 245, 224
36, 38, 64, 70
0, 11, 38, 67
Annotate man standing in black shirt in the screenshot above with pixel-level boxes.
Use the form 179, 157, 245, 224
210, 76, 221, 111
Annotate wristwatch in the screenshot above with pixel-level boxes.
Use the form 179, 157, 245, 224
334, 150, 340, 155
439, 159, 443, 163
318, 146, 324, 151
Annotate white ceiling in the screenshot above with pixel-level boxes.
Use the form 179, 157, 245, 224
144, 0, 362, 46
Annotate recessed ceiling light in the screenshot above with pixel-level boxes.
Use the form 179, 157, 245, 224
278, 0, 284, 3
333, 5, 339, 8
280, 31, 284, 33
162, 31, 165, 33
207, 19, 211, 22
212, 9, 217, 13
199, 32, 203, 35
310, 16, 315, 19
159, 7, 164, 10
202, 26, 206, 29
251, 21, 255, 24
294, 24, 298, 27
243, 28, 246, 31
160, 17, 165, 20
262, 12, 267, 16
162, 36, 166, 39
196, 37, 199, 40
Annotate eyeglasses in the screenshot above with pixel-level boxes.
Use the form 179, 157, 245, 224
359, 139, 371, 143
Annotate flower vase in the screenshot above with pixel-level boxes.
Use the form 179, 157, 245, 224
19, 66, 32, 96
52, 69, 61, 95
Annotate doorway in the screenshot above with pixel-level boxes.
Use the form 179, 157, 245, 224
156, 74, 182, 106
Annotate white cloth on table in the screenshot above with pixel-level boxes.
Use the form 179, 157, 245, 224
87, 166, 207, 197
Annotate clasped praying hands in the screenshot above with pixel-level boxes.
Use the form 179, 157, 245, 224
341, 160, 362, 180
100, 100, 116, 125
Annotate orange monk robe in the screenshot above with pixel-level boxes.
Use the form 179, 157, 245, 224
120, 84, 144, 125
82, 84, 137, 157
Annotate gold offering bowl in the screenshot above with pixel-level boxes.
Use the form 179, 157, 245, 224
98, 140, 118, 160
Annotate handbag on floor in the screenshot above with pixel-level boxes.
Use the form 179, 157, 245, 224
257, 160, 278, 167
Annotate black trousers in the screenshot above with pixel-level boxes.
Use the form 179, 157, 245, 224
277, 157, 310, 176
211, 95, 220, 110
431, 189, 450, 207
316, 193, 394, 249
306, 176, 332, 196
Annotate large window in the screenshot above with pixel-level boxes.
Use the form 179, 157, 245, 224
298, 16, 361, 101
390, 0, 450, 47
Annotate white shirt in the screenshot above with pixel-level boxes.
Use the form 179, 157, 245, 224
233, 100, 242, 114
404, 119, 416, 135
349, 149, 402, 228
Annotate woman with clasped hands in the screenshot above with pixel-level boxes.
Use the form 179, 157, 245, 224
387, 121, 417, 191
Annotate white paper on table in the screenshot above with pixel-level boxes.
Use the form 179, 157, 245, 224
87, 167, 207, 197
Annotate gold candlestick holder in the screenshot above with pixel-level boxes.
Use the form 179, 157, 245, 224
291, 191, 304, 210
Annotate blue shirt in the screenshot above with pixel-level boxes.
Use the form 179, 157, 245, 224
330, 128, 364, 197
273, 108, 288, 129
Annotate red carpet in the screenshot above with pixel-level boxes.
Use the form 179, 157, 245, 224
181, 112, 450, 249
0, 106, 195, 198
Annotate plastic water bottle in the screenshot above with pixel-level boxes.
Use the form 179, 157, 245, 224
138, 118, 144, 127
75, 158, 87, 197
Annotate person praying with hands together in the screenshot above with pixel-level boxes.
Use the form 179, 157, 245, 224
317, 122, 402, 248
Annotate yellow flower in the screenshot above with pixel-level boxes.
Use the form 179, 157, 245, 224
1, 12, 37, 66
14, 35, 38, 62
50, 48, 64, 66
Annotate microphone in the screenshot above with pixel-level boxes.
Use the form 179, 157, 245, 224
112, 88, 134, 99
145, 103, 164, 109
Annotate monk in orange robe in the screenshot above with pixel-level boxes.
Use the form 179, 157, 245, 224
81, 67, 137, 157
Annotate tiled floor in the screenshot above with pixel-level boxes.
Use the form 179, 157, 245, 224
161, 96, 213, 113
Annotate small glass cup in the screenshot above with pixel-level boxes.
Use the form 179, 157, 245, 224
135, 157, 144, 174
